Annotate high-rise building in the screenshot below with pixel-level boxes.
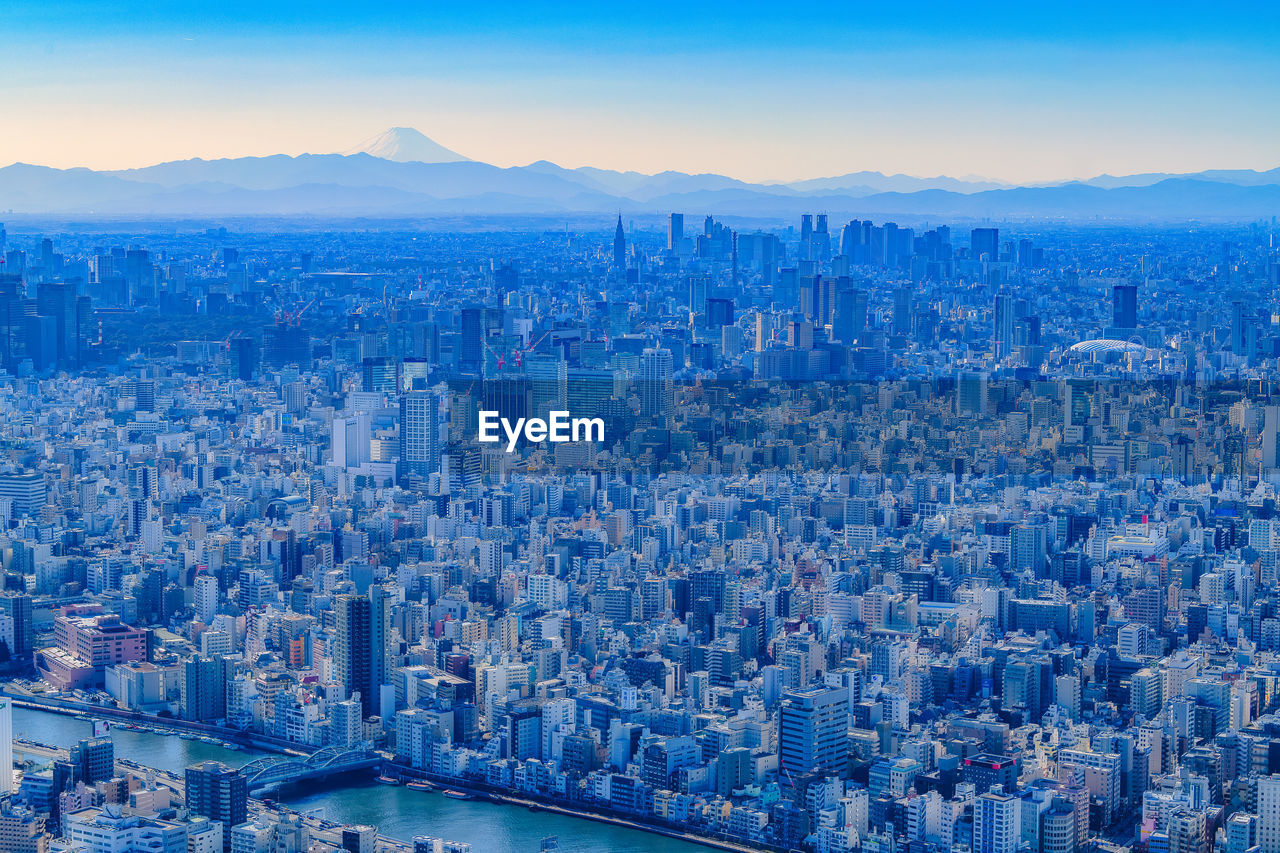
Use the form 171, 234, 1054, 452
194, 574, 219, 625
35, 281, 77, 367
971, 228, 999, 262
1112, 283, 1138, 330
459, 307, 483, 370
263, 321, 310, 369
1227, 813, 1257, 853
1010, 524, 1047, 575
1260, 776, 1280, 853
69, 737, 114, 785
0, 698, 11, 794
705, 297, 734, 329
401, 356, 431, 391
0, 472, 47, 519
335, 587, 388, 718
958, 371, 988, 416
640, 347, 674, 420
399, 391, 446, 478
893, 286, 913, 336
124, 249, 153, 305
0, 594, 34, 663
525, 355, 567, 422
0, 274, 23, 370
181, 656, 229, 722
360, 357, 399, 393
778, 685, 849, 776
185, 762, 247, 852
1263, 407, 1280, 476
973, 789, 1018, 853
993, 293, 1016, 359
229, 336, 257, 381
612, 216, 627, 276
668, 213, 683, 252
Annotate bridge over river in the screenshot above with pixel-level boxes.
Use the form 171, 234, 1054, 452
239, 746, 381, 794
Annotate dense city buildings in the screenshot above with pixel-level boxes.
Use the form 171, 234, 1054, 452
0, 208, 1279, 853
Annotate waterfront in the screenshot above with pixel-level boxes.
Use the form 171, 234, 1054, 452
284, 779, 717, 853
12, 707, 712, 853
13, 706, 257, 774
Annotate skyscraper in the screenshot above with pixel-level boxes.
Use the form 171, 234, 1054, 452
399, 391, 446, 478
525, 355, 567, 422
0, 274, 23, 370
336, 586, 389, 718
0, 593, 34, 662
613, 215, 627, 276
185, 762, 247, 851
181, 656, 229, 722
668, 213, 683, 252
639, 347, 674, 420
993, 293, 1016, 359
971, 227, 999, 262
360, 356, 400, 393
35, 281, 76, 367
893, 286, 913, 336
194, 574, 219, 625
1112, 282, 1138, 331
459, 307, 484, 370
229, 336, 256, 381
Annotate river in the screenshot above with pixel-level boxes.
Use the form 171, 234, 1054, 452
12, 707, 712, 853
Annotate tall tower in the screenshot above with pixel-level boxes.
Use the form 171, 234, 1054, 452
336, 586, 389, 718
640, 347, 674, 420
971, 227, 999, 262
612, 215, 627, 277
1112, 283, 1138, 331
399, 391, 446, 478
993, 293, 1016, 360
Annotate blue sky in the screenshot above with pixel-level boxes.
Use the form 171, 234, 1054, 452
3, 1, 1278, 182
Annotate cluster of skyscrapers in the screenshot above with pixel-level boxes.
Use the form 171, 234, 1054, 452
0, 210, 1277, 853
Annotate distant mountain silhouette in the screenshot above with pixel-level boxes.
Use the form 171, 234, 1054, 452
341, 127, 470, 163
0, 130, 1276, 220
779, 172, 1009, 194
1077, 167, 1280, 189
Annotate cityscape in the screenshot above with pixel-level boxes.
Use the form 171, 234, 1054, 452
3, 4, 1280, 853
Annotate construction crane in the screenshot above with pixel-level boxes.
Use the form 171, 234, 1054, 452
481, 338, 508, 371
275, 299, 315, 327
512, 331, 551, 368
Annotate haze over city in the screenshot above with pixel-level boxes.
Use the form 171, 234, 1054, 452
3, 7, 1280, 853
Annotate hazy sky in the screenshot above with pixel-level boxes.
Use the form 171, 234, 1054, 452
3, 1, 1278, 183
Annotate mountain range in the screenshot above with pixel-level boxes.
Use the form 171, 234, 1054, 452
1, 127, 1277, 221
